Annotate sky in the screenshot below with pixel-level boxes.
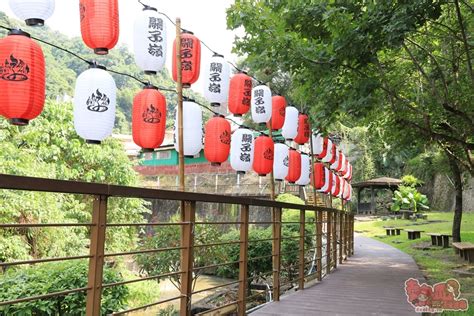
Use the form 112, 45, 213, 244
0, 0, 242, 93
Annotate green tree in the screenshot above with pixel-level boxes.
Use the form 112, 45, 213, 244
226, 0, 473, 241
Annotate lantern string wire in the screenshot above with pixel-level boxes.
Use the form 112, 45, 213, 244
0, 23, 311, 155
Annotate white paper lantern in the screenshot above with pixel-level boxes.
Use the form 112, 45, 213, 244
174, 100, 203, 157
74, 65, 116, 144
230, 128, 254, 174
204, 53, 230, 107
9, 0, 55, 26
338, 176, 344, 198
339, 153, 347, 174
319, 167, 331, 193
330, 149, 340, 170
282, 106, 298, 140
331, 173, 338, 196
134, 7, 167, 75
296, 154, 311, 186
321, 139, 334, 163
273, 143, 289, 181
251, 85, 272, 125
311, 133, 324, 156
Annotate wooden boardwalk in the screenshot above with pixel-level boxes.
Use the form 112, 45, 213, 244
252, 235, 425, 315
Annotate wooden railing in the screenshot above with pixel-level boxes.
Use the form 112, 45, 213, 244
0, 174, 354, 316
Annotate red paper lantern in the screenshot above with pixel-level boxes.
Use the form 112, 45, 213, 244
333, 175, 341, 197
313, 162, 325, 189
0, 30, 45, 126
317, 137, 329, 159
80, 0, 119, 55
323, 168, 333, 194
132, 85, 166, 151
268, 95, 286, 130
253, 135, 274, 176
286, 149, 301, 184
335, 151, 344, 172
228, 72, 252, 116
204, 115, 231, 166
294, 113, 310, 145
172, 31, 201, 88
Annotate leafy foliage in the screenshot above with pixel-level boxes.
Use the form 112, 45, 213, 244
401, 175, 423, 187
0, 261, 128, 315
391, 186, 430, 213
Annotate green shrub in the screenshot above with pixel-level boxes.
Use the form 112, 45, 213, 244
0, 261, 128, 315
391, 185, 429, 213
401, 174, 423, 187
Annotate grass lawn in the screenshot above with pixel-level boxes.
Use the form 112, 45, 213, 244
355, 212, 474, 315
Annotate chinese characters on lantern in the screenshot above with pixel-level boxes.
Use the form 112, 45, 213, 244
181, 37, 194, 71
253, 88, 266, 114
208, 62, 222, 94
147, 17, 164, 57
240, 133, 253, 163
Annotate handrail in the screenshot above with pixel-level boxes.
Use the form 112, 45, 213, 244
0, 174, 336, 212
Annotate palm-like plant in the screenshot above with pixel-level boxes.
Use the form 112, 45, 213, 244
391, 185, 429, 213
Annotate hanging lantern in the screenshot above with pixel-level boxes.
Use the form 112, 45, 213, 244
228, 72, 252, 116
74, 64, 116, 144
282, 106, 299, 141
296, 154, 311, 186
9, 0, 55, 26
317, 137, 329, 159
311, 133, 325, 157
251, 85, 272, 125
132, 85, 166, 151
253, 135, 274, 176
172, 30, 201, 88
330, 149, 340, 170
0, 30, 45, 126
174, 99, 203, 157
339, 177, 345, 198
80, 0, 119, 55
230, 127, 254, 174
204, 115, 231, 166
294, 113, 310, 145
133, 6, 167, 75
312, 162, 325, 190
269, 96, 286, 131
273, 143, 289, 181
340, 153, 348, 175
320, 168, 333, 194
332, 174, 341, 197
321, 139, 334, 162
203, 53, 230, 106
286, 149, 301, 184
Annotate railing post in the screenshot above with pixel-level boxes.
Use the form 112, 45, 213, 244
344, 213, 349, 260
333, 211, 337, 269
298, 209, 305, 290
272, 207, 282, 301
326, 211, 332, 275
351, 214, 355, 256
316, 209, 322, 281
339, 211, 343, 264
86, 195, 108, 316
180, 201, 195, 316
238, 205, 249, 316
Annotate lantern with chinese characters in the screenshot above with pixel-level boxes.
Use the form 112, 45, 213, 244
230, 127, 254, 174
132, 85, 166, 151
172, 30, 201, 88
251, 85, 272, 125
253, 135, 274, 176
134, 6, 166, 75
294, 113, 310, 145
286, 149, 302, 184
9, 0, 55, 26
228, 72, 252, 116
0, 30, 45, 125
296, 154, 311, 186
74, 64, 116, 144
80, 0, 119, 55
282, 106, 298, 140
174, 99, 203, 157
204, 115, 231, 166
268, 95, 286, 130
312, 163, 325, 189
273, 143, 289, 181
203, 53, 230, 107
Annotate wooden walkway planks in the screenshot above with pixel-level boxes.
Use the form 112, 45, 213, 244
252, 235, 425, 315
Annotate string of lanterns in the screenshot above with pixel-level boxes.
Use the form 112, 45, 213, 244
2, 0, 353, 201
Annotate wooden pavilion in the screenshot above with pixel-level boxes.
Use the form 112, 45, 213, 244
352, 177, 402, 214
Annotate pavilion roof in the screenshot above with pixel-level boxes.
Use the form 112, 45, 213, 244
352, 177, 402, 188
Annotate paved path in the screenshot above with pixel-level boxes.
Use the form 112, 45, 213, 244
252, 235, 425, 315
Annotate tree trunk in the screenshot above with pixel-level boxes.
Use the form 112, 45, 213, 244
449, 158, 463, 242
